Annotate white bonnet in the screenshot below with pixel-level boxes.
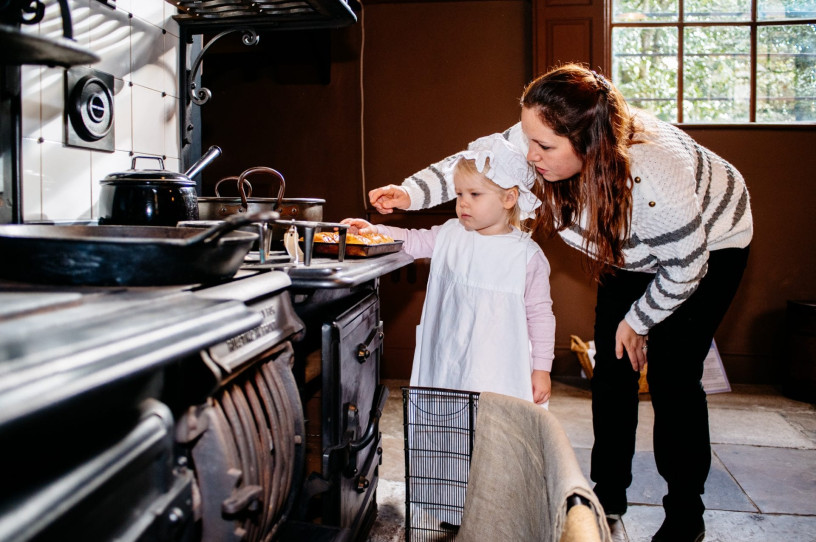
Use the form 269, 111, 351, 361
453, 133, 542, 221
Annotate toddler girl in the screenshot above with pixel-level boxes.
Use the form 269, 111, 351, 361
343, 133, 555, 405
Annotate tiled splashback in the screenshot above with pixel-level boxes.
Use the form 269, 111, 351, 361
21, 0, 181, 222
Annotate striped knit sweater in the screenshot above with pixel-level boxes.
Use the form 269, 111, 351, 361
398, 112, 753, 335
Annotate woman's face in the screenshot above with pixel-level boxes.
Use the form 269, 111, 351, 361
521, 107, 583, 182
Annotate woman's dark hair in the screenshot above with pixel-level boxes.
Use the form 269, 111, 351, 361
521, 63, 639, 280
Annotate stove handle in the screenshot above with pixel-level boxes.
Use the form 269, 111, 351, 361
356, 322, 384, 363
349, 384, 389, 453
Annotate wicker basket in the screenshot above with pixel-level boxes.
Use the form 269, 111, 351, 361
569, 335, 595, 379
570, 334, 649, 394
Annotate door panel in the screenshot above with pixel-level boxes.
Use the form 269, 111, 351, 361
533, 0, 607, 76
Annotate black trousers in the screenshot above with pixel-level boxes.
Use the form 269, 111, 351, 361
589, 246, 750, 519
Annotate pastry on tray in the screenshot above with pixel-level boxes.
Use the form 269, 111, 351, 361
314, 231, 395, 245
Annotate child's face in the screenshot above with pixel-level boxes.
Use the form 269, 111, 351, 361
454, 171, 516, 235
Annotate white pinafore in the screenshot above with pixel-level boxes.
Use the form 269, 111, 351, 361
409, 219, 535, 402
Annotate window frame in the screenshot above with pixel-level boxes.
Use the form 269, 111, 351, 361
607, 0, 816, 125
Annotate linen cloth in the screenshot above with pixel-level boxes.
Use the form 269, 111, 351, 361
458, 392, 611, 542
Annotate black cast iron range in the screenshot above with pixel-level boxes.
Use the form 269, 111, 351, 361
0, 248, 411, 542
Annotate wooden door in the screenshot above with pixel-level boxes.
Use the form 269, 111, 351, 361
532, 0, 608, 77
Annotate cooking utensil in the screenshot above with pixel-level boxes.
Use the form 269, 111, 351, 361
198, 167, 325, 247
0, 211, 277, 286
275, 219, 349, 266
185, 145, 223, 180
98, 146, 222, 226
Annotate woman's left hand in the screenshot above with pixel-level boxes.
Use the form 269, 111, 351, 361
615, 319, 648, 371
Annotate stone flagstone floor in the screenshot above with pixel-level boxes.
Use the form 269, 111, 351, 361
367, 378, 816, 542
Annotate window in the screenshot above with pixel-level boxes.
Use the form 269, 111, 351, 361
611, 0, 816, 122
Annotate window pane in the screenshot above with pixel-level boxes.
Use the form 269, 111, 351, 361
757, 24, 816, 121
683, 27, 751, 122
759, 0, 816, 20
685, 0, 751, 21
612, 27, 679, 121
613, 0, 678, 23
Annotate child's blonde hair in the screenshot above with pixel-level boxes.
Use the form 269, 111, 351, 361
454, 157, 525, 230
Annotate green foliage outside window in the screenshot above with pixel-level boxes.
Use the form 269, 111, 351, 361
611, 0, 816, 122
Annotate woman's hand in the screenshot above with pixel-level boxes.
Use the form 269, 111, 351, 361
339, 218, 377, 235
532, 370, 552, 405
369, 185, 411, 214
615, 319, 648, 371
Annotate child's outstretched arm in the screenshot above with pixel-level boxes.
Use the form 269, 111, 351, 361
532, 370, 551, 405
339, 218, 378, 235
341, 218, 445, 260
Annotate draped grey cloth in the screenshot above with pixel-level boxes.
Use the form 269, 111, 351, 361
458, 392, 611, 542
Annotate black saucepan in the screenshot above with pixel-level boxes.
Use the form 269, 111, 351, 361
98, 146, 222, 226
0, 212, 278, 286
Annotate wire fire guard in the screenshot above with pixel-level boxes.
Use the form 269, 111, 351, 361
402, 387, 480, 542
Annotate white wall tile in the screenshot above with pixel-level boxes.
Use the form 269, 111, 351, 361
130, 17, 165, 91
113, 79, 133, 153
21, 0, 179, 222
132, 84, 165, 156
164, 3, 180, 38
164, 95, 180, 159
39, 66, 65, 144
70, 0, 93, 51
90, 149, 133, 218
22, 138, 43, 222
131, 0, 164, 27
41, 140, 93, 220
164, 157, 181, 174
18, 17, 38, 36
114, 0, 132, 15
161, 31, 179, 97
40, 0, 92, 49
21, 66, 42, 140
89, 2, 132, 80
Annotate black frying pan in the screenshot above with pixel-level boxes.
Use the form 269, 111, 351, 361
0, 212, 278, 287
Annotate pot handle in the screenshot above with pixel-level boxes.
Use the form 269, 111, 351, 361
186, 211, 280, 246
131, 155, 165, 170
213, 176, 252, 198
237, 167, 286, 209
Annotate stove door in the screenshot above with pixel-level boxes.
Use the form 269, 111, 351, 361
0, 399, 193, 542
320, 292, 384, 536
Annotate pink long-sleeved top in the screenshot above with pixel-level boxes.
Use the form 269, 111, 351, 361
376, 223, 556, 372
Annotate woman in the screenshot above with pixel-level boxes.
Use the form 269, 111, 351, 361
369, 64, 752, 542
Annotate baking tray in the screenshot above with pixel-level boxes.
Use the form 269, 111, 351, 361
312, 240, 404, 258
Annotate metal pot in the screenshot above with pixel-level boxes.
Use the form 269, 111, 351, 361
98, 146, 222, 226
0, 212, 277, 286
198, 167, 325, 246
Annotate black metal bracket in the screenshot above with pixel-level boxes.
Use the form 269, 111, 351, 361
188, 28, 259, 107
172, 0, 359, 180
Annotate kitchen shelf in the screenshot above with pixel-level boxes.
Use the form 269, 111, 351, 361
0, 24, 99, 68
170, 0, 358, 31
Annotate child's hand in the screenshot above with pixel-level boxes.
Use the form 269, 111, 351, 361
340, 218, 377, 235
532, 370, 551, 405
